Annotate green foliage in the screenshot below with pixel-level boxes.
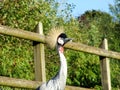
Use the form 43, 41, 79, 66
0, 35, 34, 79
0, 0, 58, 30
66, 50, 100, 88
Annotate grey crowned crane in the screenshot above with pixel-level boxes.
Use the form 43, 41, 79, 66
36, 27, 71, 90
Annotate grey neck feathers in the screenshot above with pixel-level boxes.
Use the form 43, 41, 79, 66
54, 44, 67, 87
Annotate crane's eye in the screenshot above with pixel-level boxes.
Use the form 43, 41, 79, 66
58, 37, 64, 45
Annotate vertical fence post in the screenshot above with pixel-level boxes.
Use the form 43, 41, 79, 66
99, 38, 111, 90
33, 22, 46, 82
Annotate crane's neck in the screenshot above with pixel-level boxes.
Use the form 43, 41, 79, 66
57, 45, 67, 83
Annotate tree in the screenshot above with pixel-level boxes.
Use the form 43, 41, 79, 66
77, 10, 120, 89
109, 0, 120, 88
109, 0, 120, 22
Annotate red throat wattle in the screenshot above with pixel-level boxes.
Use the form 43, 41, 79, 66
59, 46, 64, 53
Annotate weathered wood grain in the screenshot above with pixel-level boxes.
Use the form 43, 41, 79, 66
100, 38, 111, 90
33, 22, 46, 82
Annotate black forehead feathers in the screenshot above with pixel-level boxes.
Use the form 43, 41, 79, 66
58, 33, 67, 38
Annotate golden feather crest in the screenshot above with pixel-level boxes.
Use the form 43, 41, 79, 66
46, 27, 64, 49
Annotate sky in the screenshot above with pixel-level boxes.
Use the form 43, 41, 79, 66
67, 0, 114, 17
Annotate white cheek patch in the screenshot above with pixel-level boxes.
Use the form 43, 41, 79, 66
58, 38, 64, 45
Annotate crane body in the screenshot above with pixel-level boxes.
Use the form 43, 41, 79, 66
37, 28, 71, 90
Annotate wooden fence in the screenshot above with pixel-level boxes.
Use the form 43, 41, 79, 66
0, 22, 120, 90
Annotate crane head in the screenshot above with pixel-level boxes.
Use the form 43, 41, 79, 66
46, 27, 71, 49
57, 33, 71, 46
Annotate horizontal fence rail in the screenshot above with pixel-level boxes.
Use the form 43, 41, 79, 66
0, 25, 120, 60
0, 76, 41, 89
65, 42, 120, 60
0, 76, 93, 90
0, 25, 45, 43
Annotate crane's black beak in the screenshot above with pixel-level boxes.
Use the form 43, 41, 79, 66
63, 38, 72, 45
